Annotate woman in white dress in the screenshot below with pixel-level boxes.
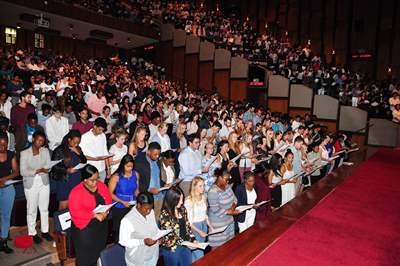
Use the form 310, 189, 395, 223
280, 150, 296, 205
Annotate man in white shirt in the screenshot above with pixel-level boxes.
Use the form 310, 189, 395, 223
45, 107, 69, 151
119, 192, 159, 266
178, 134, 205, 197
80, 117, 110, 182
150, 123, 170, 153
219, 117, 233, 140
148, 111, 161, 139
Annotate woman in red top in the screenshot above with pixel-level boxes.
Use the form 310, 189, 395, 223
69, 164, 112, 266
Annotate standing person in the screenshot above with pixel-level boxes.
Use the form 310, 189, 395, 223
159, 187, 196, 266
238, 134, 254, 181
69, 164, 112, 266
280, 150, 296, 205
207, 168, 240, 248
178, 134, 203, 197
0, 132, 19, 254
10, 91, 35, 130
119, 192, 159, 266
15, 113, 44, 153
51, 130, 86, 210
184, 177, 212, 262
170, 122, 187, 154
186, 113, 199, 135
136, 142, 164, 219
45, 106, 70, 151
201, 143, 220, 193
235, 171, 258, 233
268, 154, 284, 209
128, 126, 148, 158
159, 150, 177, 185
20, 131, 53, 244
108, 129, 128, 174
227, 132, 241, 189
87, 89, 107, 117
72, 107, 93, 135
108, 155, 139, 242
80, 118, 110, 182
150, 122, 171, 153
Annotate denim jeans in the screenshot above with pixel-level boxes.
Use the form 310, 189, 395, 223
191, 220, 208, 262
161, 246, 192, 266
0, 185, 15, 238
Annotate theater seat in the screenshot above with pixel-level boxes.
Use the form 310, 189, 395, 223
99, 244, 126, 266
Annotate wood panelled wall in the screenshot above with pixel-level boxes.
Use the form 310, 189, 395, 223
0, 26, 117, 59
219, 0, 400, 79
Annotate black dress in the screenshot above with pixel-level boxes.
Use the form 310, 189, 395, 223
71, 187, 108, 266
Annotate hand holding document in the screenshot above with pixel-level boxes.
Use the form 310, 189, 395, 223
235, 205, 254, 213
207, 225, 228, 236
152, 229, 172, 241
47, 160, 62, 169
205, 156, 217, 168
230, 152, 249, 163
73, 163, 86, 170
93, 202, 116, 214
5, 180, 22, 186
181, 241, 209, 250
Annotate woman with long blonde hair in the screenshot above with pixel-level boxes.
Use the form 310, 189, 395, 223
227, 132, 241, 188
184, 176, 212, 262
171, 122, 187, 153
238, 134, 254, 181
128, 126, 147, 157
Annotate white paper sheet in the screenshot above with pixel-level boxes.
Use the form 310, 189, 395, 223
4, 180, 22, 186
207, 225, 229, 236
59, 211, 71, 230
73, 163, 86, 170
181, 241, 209, 250
48, 160, 62, 169
254, 200, 270, 207
151, 229, 172, 240
93, 202, 116, 214
235, 205, 254, 213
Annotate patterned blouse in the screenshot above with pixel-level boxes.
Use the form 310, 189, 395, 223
160, 206, 196, 251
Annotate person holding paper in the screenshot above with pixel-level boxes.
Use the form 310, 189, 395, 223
178, 134, 203, 197
184, 176, 212, 262
20, 131, 53, 244
227, 132, 241, 190
51, 130, 87, 210
119, 192, 159, 266
69, 164, 112, 266
280, 150, 296, 205
0, 132, 19, 254
268, 154, 284, 209
208, 168, 239, 248
160, 186, 196, 266
235, 172, 258, 233
201, 143, 220, 193
80, 117, 110, 182
108, 128, 128, 174
108, 154, 139, 242
307, 143, 323, 184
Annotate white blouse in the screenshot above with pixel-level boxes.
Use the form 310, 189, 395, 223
184, 196, 208, 223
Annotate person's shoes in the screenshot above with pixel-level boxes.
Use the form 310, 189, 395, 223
42, 233, 54, 242
32, 234, 42, 244
0, 239, 14, 254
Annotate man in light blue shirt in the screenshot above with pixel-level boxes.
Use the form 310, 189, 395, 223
243, 105, 255, 122
178, 134, 203, 196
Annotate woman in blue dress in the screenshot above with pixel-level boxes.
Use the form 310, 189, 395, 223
51, 130, 86, 210
108, 154, 139, 242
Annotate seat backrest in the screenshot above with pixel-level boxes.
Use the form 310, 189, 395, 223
100, 244, 126, 266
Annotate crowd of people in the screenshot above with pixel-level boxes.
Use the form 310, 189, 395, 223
0, 43, 359, 266
53, 0, 400, 121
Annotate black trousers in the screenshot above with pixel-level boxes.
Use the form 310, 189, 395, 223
72, 219, 108, 266
271, 185, 282, 208
111, 207, 131, 242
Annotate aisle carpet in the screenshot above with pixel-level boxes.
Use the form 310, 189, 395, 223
250, 149, 400, 266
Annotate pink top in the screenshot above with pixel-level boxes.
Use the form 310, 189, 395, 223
87, 95, 106, 114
